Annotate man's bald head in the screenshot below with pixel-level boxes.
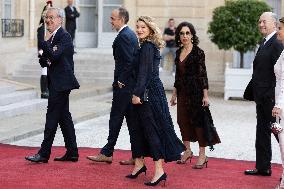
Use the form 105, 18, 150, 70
258, 12, 277, 37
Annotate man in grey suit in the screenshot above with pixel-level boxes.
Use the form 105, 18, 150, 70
245, 12, 283, 176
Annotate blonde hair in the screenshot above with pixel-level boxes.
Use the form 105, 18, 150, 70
137, 16, 165, 48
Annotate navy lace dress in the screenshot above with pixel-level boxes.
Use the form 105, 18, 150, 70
132, 41, 185, 162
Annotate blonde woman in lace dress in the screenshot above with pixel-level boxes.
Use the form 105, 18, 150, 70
273, 17, 284, 189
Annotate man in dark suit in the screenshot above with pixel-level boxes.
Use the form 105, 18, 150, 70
25, 7, 80, 163
64, 0, 80, 43
86, 7, 138, 165
245, 12, 283, 176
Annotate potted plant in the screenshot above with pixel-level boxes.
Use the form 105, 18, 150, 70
207, 0, 270, 100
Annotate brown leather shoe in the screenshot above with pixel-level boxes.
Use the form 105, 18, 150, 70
86, 153, 112, 164
119, 158, 135, 165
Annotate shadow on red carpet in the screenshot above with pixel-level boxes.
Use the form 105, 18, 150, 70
0, 144, 281, 189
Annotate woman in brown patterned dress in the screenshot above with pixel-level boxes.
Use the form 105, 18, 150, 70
170, 22, 220, 168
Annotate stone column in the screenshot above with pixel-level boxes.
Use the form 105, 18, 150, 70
282, 0, 284, 16
29, 0, 35, 46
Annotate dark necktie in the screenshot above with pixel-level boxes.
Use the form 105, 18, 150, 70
47, 34, 54, 44
259, 38, 266, 49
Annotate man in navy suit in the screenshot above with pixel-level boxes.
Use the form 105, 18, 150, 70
244, 12, 283, 176
25, 7, 80, 163
64, 0, 80, 43
86, 7, 139, 165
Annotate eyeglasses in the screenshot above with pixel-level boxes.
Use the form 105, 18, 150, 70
44, 16, 59, 21
179, 31, 191, 36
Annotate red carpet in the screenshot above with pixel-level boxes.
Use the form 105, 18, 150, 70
0, 144, 282, 189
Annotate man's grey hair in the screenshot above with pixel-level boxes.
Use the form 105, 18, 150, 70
262, 12, 278, 23
117, 7, 129, 24
47, 7, 65, 18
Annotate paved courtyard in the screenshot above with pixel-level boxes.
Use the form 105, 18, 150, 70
10, 95, 282, 164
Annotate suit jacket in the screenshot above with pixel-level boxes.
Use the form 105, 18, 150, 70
39, 27, 80, 92
64, 6, 80, 31
112, 26, 139, 89
252, 34, 283, 104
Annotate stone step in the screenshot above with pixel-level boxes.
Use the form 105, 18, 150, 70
13, 73, 113, 82
14, 70, 41, 76
12, 75, 40, 83
78, 78, 113, 85
75, 62, 115, 68
75, 71, 114, 78
20, 64, 115, 73
0, 99, 47, 119
74, 50, 113, 60
74, 57, 114, 63
21, 64, 41, 70
0, 85, 15, 95
0, 92, 113, 143
75, 65, 114, 71
14, 69, 114, 78
0, 90, 37, 106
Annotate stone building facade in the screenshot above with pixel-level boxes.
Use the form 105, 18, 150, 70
0, 0, 283, 90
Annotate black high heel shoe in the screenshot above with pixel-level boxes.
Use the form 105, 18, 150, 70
144, 173, 167, 187
125, 165, 147, 179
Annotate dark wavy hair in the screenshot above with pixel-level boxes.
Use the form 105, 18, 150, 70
175, 22, 199, 47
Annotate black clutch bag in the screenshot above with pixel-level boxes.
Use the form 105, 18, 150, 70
140, 89, 149, 102
202, 106, 221, 151
243, 79, 254, 101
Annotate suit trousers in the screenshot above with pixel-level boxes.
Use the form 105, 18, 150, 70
38, 83, 78, 158
66, 28, 75, 42
100, 87, 136, 157
255, 99, 274, 170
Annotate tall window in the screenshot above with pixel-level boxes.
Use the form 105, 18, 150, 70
266, 0, 281, 18
77, 0, 97, 32
3, 0, 12, 19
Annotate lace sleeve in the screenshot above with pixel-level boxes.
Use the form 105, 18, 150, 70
173, 48, 181, 88
197, 49, 209, 89
275, 53, 284, 109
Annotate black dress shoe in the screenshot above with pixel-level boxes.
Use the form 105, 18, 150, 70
244, 169, 272, 176
54, 153, 79, 162
41, 92, 49, 99
25, 154, 48, 163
